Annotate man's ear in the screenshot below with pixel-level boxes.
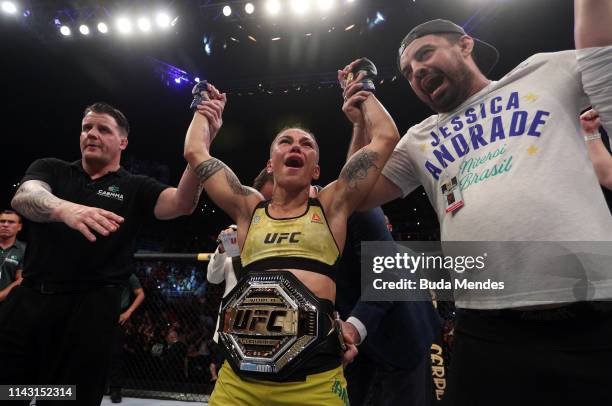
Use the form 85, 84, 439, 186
459, 35, 475, 57
120, 137, 129, 151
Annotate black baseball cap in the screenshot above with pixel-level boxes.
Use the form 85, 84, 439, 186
397, 19, 499, 75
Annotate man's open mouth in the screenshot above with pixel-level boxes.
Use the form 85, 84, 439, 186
421, 73, 445, 96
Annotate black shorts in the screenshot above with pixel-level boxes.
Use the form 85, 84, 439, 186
444, 302, 612, 406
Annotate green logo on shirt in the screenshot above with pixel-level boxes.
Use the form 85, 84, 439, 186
331, 379, 349, 406
97, 185, 124, 201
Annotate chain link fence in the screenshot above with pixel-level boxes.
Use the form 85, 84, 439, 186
110, 257, 223, 402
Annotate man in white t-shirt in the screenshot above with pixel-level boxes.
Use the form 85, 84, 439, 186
341, 3, 612, 404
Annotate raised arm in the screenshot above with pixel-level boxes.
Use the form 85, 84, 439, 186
575, 1, 612, 131
320, 61, 400, 218
574, 0, 612, 48
327, 94, 399, 215
338, 67, 404, 211
183, 84, 261, 224
338, 69, 372, 161
12, 180, 123, 242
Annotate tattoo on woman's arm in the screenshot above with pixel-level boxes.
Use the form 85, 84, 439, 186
193, 158, 226, 182
193, 158, 252, 196
340, 150, 379, 189
224, 169, 253, 196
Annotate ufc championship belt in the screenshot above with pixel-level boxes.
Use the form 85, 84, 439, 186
344, 57, 378, 92
190, 80, 209, 109
218, 271, 338, 381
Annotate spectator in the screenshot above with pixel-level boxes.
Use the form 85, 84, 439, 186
0, 210, 25, 304
108, 273, 145, 403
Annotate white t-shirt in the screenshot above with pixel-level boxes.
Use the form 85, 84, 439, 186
382, 49, 612, 309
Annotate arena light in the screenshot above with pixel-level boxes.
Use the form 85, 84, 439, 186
79, 24, 90, 35
116, 17, 132, 34
97, 22, 108, 34
317, 0, 334, 12
291, 0, 310, 15
265, 0, 281, 16
1, 1, 16, 14
367, 11, 385, 29
137, 17, 151, 32
245, 2, 255, 14
222, 5, 232, 17
60, 25, 71, 36
155, 12, 170, 28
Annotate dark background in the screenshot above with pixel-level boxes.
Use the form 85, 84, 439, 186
1, 0, 601, 251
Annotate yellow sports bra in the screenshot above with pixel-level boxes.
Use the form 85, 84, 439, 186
240, 198, 340, 281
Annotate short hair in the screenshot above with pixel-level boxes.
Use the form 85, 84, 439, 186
270, 126, 320, 162
0, 209, 21, 223
438, 33, 480, 63
252, 168, 274, 192
83, 102, 130, 137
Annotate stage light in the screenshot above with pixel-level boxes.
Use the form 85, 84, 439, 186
346, 0, 355, 2
174, 77, 181, 84
204, 43, 211, 55
368, 11, 385, 29
79, 24, 90, 35
117, 17, 132, 34
344, 24, 354, 31
97, 22, 108, 34
1, 1, 16, 14
137, 17, 151, 32
156, 12, 170, 28
248, 35, 257, 42
222, 5, 232, 17
245, 3, 255, 14
317, 0, 334, 12
265, 0, 281, 16
271, 36, 281, 41
291, 0, 310, 15
60, 25, 71, 36
194, 77, 200, 82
